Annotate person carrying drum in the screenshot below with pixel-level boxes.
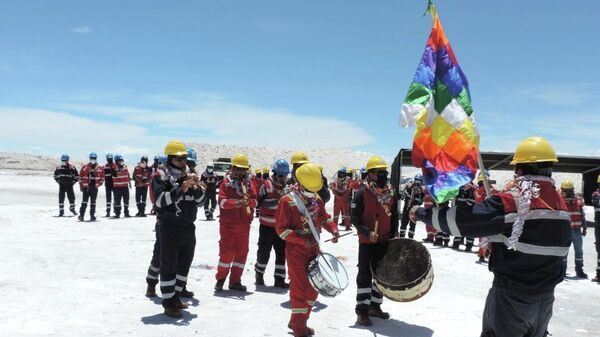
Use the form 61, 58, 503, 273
351, 155, 398, 326
275, 163, 340, 337
410, 137, 571, 337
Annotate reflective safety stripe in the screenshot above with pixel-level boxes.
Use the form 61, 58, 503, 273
432, 208, 441, 232
184, 195, 195, 201
357, 288, 371, 294
146, 274, 158, 280
489, 235, 569, 256
356, 299, 370, 305
255, 263, 267, 268
162, 292, 175, 299
274, 273, 286, 278
160, 279, 176, 287
279, 229, 292, 239
504, 209, 570, 223
149, 265, 160, 272
307, 300, 316, 306
176, 274, 187, 282
371, 296, 383, 304
218, 262, 231, 268
446, 207, 461, 237
291, 308, 309, 314
260, 216, 276, 223
232, 262, 245, 269
275, 264, 286, 269
175, 286, 183, 292
595, 208, 600, 212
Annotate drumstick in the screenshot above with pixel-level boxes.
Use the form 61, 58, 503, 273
240, 180, 251, 215
373, 219, 379, 239
324, 232, 353, 242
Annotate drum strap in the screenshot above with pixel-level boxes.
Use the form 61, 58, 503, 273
291, 191, 321, 245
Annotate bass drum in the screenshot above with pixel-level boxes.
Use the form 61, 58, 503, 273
371, 237, 433, 302
307, 252, 349, 297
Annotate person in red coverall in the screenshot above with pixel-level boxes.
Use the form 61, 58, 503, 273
331, 166, 352, 230
215, 153, 258, 292
275, 163, 340, 337
351, 155, 398, 326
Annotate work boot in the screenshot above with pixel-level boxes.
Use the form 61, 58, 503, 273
345, 225, 352, 231
592, 273, 600, 283
368, 305, 390, 320
214, 279, 225, 292
70, 207, 78, 216
287, 322, 315, 335
179, 286, 194, 298
408, 233, 414, 239
255, 272, 265, 286
105, 210, 111, 218
452, 242, 460, 249
274, 277, 289, 289
163, 307, 182, 318
465, 243, 473, 252
140, 211, 147, 217
146, 284, 157, 297
478, 255, 486, 263
176, 299, 188, 309
443, 240, 449, 247
113, 213, 121, 219
90, 214, 97, 221
422, 237, 434, 243
433, 238, 442, 246
124, 208, 131, 218
228, 282, 247, 291
58, 210, 64, 217
78, 214, 84, 222
576, 268, 588, 279
355, 308, 372, 326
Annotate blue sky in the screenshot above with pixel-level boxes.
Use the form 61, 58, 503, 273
0, 0, 599, 162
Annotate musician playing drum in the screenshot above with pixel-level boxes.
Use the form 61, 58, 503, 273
275, 163, 340, 337
351, 155, 399, 326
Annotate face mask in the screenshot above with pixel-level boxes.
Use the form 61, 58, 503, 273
140, 162, 147, 168
337, 173, 346, 179
62, 161, 68, 166
90, 159, 97, 165
376, 173, 388, 187
256, 174, 262, 179
301, 189, 317, 198
107, 159, 114, 164
117, 161, 124, 166
207, 167, 213, 173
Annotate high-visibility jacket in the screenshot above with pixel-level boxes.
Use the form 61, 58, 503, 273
218, 176, 257, 226
417, 176, 571, 293
258, 178, 286, 227
112, 165, 130, 189
103, 162, 117, 186
79, 163, 104, 189
133, 165, 152, 187
563, 195, 585, 230
54, 164, 78, 186
351, 184, 399, 244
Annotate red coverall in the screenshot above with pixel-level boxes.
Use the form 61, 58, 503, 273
331, 178, 352, 229
216, 176, 257, 284
275, 193, 338, 337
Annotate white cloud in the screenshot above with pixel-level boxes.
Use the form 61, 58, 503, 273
72, 26, 93, 34
514, 83, 596, 106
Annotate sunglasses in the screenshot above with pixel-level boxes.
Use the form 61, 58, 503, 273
172, 156, 187, 162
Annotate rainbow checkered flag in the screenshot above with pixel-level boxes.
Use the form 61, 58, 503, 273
400, 5, 479, 204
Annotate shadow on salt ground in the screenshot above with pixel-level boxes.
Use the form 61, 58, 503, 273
280, 300, 328, 313
254, 285, 289, 295
141, 311, 198, 326
349, 318, 433, 337
182, 297, 200, 307
147, 296, 162, 305
213, 290, 254, 300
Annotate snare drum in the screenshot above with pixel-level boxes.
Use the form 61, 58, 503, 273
307, 253, 349, 297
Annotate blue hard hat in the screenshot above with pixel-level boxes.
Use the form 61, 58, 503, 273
414, 173, 423, 182
106, 153, 113, 160
89, 152, 97, 159
272, 159, 290, 176
186, 148, 198, 163
158, 155, 167, 164
360, 167, 366, 174
61, 154, 70, 161
114, 154, 124, 161
337, 166, 347, 174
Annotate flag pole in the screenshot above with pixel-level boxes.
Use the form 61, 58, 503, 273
477, 151, 492, 198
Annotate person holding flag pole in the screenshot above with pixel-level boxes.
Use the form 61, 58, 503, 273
403, 2, 571, 336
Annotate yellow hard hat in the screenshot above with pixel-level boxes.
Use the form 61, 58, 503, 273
291, 151, 309, 165
255, 168, 261, 174
510, 137, 558, 165
295, 162, 323, 192
164, 140, 187, 156
597, 174, 600, 183
262, 167, 270, 174
366, 155, 388, 171
561, 180, 574, 189
317, 164, 324, 172
232, 153, 250, 169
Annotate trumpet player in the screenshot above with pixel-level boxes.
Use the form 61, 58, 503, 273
215, 153, 257, 292
152, 140, 205, 318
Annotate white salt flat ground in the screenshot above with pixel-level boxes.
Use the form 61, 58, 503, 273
0, 171, 599, 337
